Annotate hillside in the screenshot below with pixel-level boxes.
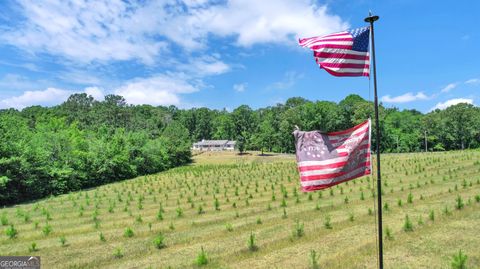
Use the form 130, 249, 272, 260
1, 151, 479, 268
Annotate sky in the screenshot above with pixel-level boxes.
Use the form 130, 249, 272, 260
0, 0, 478, 113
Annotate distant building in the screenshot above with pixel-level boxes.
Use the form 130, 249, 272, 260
192, 139, 236, 151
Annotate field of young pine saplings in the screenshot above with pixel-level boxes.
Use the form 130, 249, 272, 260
1, 151, 480, 268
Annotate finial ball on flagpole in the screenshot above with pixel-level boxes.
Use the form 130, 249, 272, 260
364, 15, 379, 23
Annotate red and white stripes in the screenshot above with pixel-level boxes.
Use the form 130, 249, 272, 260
299, 30, 370, 77
295, 120, 372, 191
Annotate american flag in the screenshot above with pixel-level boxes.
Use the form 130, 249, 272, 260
293, 120, 372, 191
298, 27, 370, 77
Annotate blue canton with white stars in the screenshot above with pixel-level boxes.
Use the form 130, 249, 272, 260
348, 27, 370, 52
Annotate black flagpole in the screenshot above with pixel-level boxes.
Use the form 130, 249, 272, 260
364, 13, 383, 269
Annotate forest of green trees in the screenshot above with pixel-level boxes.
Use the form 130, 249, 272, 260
1, 93, 479, 205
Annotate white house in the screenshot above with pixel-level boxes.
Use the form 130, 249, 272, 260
192, 140, 236, 151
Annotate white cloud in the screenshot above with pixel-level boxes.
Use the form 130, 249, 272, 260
0, 0, 347, 108
175, 0, 348, 48
381, 92, 429, 103
0, 87, 71, 109
2, 1, 168, 64
0, 60, 40, 72
440, 83, 457, 93
431, 98, 474, 111
0, 74, 49, 92
465, 78, 479, 85
0, 85, 108, 109
183, 0, 210, 8
233, 83, 247, 92
114, 73, 200, 106
59, 70, 104, 85
2, 0, 347, 64
177, 56, 230, 76
269, 71, 304, 90
84, 87, 104, 100
0, 71, 207, 109
192, 59, 230, 76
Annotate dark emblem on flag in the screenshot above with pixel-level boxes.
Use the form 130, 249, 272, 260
293, 120, 372, 191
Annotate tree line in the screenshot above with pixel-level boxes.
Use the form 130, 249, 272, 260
0, 94, 191, 205
178, 94, 479, 153
1, 93, 479, 205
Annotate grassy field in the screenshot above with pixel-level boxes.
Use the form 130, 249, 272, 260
1, 151, 480, 268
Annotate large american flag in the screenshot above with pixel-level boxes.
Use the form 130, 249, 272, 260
298, 27, 370, 77
293, 120, 372, 191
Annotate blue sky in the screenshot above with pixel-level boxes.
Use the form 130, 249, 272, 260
0, 0, 478, 112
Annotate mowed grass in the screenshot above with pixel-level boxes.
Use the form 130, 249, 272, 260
1, 151, 480, 269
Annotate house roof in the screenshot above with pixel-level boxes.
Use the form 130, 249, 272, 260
193, 140, 236, 146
